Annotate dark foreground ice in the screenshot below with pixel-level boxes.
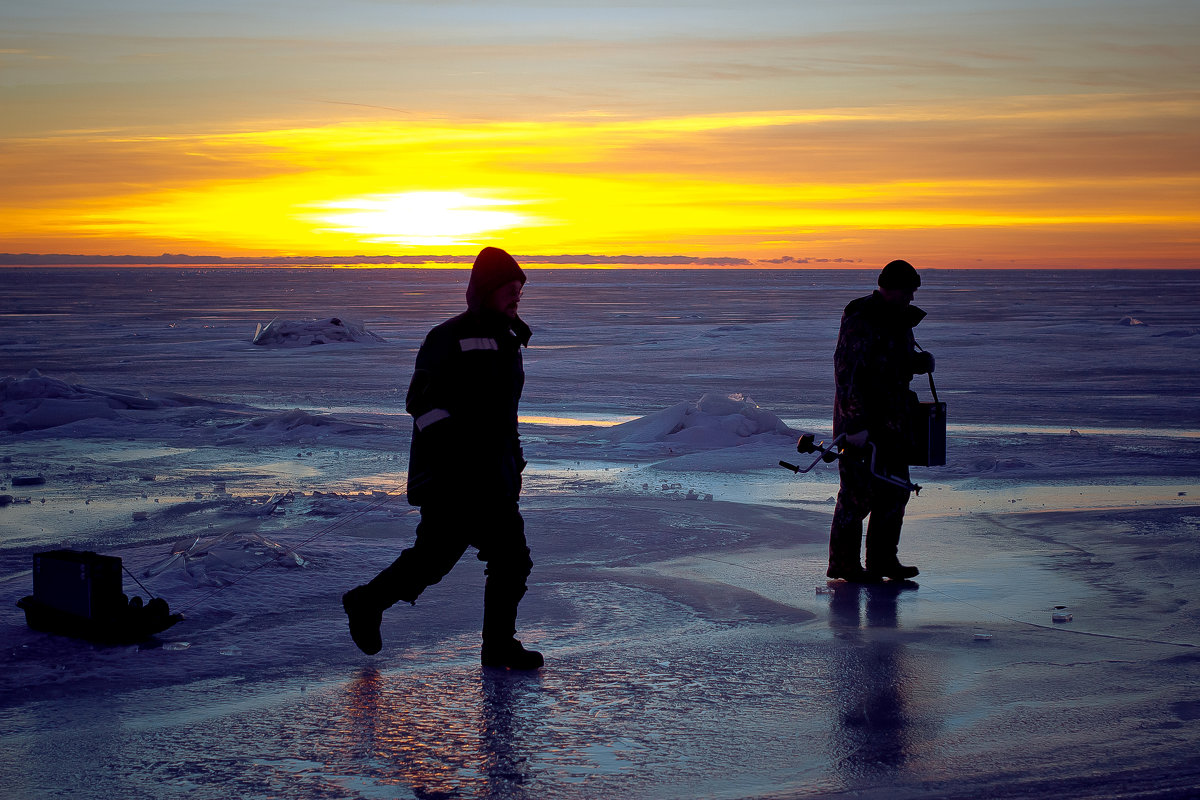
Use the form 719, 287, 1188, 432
1, 267, 1198, 799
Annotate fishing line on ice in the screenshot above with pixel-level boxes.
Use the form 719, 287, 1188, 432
123, 563, 157, 599
687, 552, 1198, 649
170, 486, 409, 615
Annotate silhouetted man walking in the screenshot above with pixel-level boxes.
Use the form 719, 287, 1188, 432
343, 246, 542, 669
827, 260, 934, 583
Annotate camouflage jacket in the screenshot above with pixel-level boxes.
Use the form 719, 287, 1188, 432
832, 291, 927, 466
405, 309, 531, 506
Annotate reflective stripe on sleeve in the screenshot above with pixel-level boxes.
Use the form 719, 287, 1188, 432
459, 337, 499, 351
414, 408, 450, 431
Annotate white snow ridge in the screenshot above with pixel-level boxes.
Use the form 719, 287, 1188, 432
600, 392, 797, 448
0, 369, 227, 432
251, 317, 386, 347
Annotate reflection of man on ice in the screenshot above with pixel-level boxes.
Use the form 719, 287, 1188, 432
827, 260, 934, 583
342, 246, 543, 669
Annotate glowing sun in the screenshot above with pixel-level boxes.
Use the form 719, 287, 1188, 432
312, 191, 530, 246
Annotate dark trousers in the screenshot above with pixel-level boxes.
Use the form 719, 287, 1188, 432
828, 457, 911, 572
363, 501, 533, 644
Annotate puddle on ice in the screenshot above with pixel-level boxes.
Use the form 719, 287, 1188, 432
253, 460, 325, 480
904, 482, 1200, 519
527, 459, 1197, 520
521, 413, 636, 427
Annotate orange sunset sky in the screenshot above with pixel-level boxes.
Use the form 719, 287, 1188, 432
2, 1, 1198, 268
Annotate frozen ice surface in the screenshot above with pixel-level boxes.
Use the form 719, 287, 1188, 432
1, 267, 1200, 799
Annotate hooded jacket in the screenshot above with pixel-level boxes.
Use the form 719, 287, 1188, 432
405, 308, 531, 506
832, 291, 927, 467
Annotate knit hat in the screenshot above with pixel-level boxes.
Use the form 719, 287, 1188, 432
877, 259, 921, 290
466, 247, 526, 311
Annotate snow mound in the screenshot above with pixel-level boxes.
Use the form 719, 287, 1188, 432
0, 371, 384, 445
0, 370, 225, 432
600, 393, 797, 449
252, 317, 386, 347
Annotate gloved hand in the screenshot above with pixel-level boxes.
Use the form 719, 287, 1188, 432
912, 351, 935, 374
844, 430, 869, 449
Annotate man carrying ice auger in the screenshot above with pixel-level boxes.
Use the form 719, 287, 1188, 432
827, 259, 935, 583
342, 246, 542, 669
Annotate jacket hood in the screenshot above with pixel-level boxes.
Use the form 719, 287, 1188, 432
466, 247, 526, 312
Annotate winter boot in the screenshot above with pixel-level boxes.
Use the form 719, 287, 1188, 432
342, 586, 383, 655
481, 638, 543, 670
826, 564, 884, 583
868, 562, 920, 581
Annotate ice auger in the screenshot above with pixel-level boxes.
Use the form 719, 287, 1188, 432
779, 433, 921, 494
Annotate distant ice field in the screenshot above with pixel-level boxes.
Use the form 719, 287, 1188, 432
3, 266, 1198, 430
2, 267, 1200, 800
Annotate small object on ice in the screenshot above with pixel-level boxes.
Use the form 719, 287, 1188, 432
1068, 429, 1082, 437
1052, 612, 1073, 623
973, 632, 994, 641
12, 475, 45, 487
1117, 316, 1147, 326
816, 585, 835, 595
162, 641, 190, 651
17, 550, 182, 643
132, 511, 149, 521
139, 475, 156, 482
685, 489, 698, 500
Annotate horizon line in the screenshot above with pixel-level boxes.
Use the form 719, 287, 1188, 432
1, 253, 1195, 270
